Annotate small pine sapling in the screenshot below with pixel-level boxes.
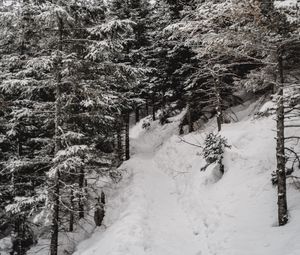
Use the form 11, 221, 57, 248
201, 132, 231, 173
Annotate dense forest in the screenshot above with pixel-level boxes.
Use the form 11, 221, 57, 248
0, 0, 299, 254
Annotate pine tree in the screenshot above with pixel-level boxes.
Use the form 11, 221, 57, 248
201, 132, 230, 173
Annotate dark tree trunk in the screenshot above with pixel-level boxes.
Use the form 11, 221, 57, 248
78, 167, 85, 219
135, 107, 140, 123
161, 88, 166, 108
50, 173, 60, 255
12, 216, 24, 255
50, 16, 63, 255
187, 103, 193, 133
276, 47, 288, 226
125, 112, 130, 160
213, 77, 223, 132
152, 97, 156, 121
216, 111, 222, 132
20, 0, 32, 55
69, 190, 74, 232
117, 119, 123, 163
101, 191, 105, 204
18, 220, 23, 255
146, 100, 149, 116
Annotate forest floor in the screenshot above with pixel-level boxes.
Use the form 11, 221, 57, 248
74, 99, 300, 255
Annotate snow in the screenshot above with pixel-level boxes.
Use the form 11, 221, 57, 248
0, 237, 12, 255
275, 0, 299, 8
73, 100, 300, 255
258, 100, 276, 114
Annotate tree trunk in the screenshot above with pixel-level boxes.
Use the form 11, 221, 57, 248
125, 112, 130, 160
13, 216, 23, 255
117, 119, 123, 163
152, 96, 156, 121
161, 88, 166, 108
216, 110, 222, 132
50, 16, 63, 255
276, 47, 288, 226
69, 190, 74, 232
18, 219, 23, 255
213, 77, 223, 132
187, 103, 193, 133
50, 173, 60, 255
101, 191, 106, 204
78, 167, 85, 219
146, 100, 149, 116
135, 107, 140, 123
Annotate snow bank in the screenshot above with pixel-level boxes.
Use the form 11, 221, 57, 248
0, 237, 12, 255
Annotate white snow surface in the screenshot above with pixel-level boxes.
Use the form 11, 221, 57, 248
0, 237, 12, 255
275, 0, 299, 8
74, 101, 300, 255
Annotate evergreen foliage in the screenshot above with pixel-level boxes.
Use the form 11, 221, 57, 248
201, 132, 231, 173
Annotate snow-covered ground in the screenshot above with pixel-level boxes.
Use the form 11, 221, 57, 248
74, 99, 300, 255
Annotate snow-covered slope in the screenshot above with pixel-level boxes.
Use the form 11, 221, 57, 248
74, 100, 300, 255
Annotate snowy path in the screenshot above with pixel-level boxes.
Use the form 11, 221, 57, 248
74, 114, 203, 255
126, 157, 202, 255
112, 115, 203, 255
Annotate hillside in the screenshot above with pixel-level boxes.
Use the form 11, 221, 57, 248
73, 99, 300, 255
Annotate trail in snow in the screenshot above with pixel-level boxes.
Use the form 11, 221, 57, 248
125, 157, 202, 255
74, 112, 203, 255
